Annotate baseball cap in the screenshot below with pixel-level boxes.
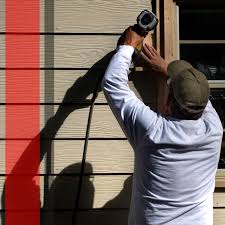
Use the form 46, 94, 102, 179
167, 60, 209, 116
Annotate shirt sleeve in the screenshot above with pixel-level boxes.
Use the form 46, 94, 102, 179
101, 45, 160, 148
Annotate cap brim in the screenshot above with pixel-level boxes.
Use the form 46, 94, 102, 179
168, 60, 193, 79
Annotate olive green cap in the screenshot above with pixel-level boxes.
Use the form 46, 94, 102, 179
167, 60, 209, 116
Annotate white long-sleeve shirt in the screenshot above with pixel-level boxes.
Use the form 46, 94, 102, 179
101, 45, 223, 225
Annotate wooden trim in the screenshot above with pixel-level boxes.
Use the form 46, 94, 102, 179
156, 0, 180, 113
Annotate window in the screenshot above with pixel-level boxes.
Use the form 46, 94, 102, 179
178, 0, 225, 168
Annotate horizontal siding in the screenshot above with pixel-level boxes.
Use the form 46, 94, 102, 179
52, 140, 133, 174
0, 70, 157, 104
0, 104, 156, 139
0, 0, 151, 33
0, 35, 120, 68
1, 175, 225, 210
0, 106, 90, 139
0, 140, 133, 174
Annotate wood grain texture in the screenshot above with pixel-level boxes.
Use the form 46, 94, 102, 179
0, 105, 123, 138
0, 106, 90, 139
1, 174, 225, 210
53, 140, 133, 174
42, 175, 131, 210
214, 192, 225, 207
1, 139, 133, 174
0, 0, 4, 32
214, 208, 225, 225
0, 141, 4, 174
0, 35, 118, 68
215, 169, 225, 187
0, 0, 151, 33
163, 0, 179, 61
90, 105, 125, 138
0, 70, 157, 104
0, 35, 157, 69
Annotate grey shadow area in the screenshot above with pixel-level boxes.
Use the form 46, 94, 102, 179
128, 51, 159, 111
0, 51, 115, 225
75, 175, 133, 225
41, 162, 95, 225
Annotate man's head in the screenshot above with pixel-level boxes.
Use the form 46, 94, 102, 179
166, 60, 209, 120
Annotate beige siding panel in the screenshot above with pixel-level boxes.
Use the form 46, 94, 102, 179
0, 70, 4, 103
0, 0, 151, 33
48, 175, 131, 209
0, 35, 119, 68
87, 140, 134, 173
0, 70, 94, 104
0, 35, 156, 68
0, 70, 157, 104
0, 105, 90, 138
0, 142, 4, 174
48, 0, 151, 33
53, 140, 85, 174
81, 175, 132, 209
216, 169, 225, 187
214, 208, 225, 225
97, 71, 157, 104
214, 192, 225, 207
1, 105, 131, 138
0, 0, 4, 32
90, 105, 125, 138
53, 140, 133, 174
0, 105, 4, 139
0, 35, 4, 67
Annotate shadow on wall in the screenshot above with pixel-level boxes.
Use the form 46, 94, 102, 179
1, 50, 139, 225
43, 163, 132, 225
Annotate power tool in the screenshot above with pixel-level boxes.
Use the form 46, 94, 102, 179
132, 10, 158, 62
134, 10, 158, 36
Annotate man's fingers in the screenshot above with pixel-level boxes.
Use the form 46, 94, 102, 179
145, 44, 158, 57
151, 46, 159, 55
142, 44, 154, 59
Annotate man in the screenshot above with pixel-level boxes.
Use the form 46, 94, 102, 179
101, 27, 223, 225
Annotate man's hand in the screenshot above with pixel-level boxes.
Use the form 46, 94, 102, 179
117, 26, 145, 48
142, 44, 168, 77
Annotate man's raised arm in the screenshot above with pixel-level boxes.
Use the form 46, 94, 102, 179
101, 27, 161, 148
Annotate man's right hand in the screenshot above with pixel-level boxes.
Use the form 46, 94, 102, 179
142, 44, 168, 77
117, 26, 145, 48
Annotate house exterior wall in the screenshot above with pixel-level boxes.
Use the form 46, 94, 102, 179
0, 0, 224, 224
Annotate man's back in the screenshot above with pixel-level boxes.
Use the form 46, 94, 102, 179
129, 102, 223, 225
101, 34, 223, 224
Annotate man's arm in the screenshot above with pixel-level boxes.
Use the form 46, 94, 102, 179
101, 28, 164, 148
